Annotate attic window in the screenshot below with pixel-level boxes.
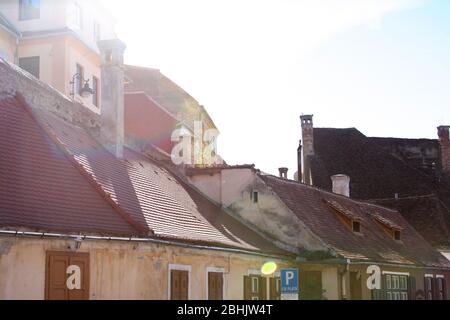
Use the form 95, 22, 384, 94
370, 213, 403, 241
324, 199, 362, 233
352, 221, 361, 233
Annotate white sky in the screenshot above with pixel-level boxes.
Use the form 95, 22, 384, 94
100, 0, 449, 177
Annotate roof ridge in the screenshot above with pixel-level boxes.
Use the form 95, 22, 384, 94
12, 92, 151, 236
260, 173, 400, 213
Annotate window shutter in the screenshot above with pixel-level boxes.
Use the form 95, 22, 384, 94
180, 271, 189, 300
243, 276, 252, 300
217, 273, 224, 300
208, 272, 223, 300
171, 270, 189, 300
408, 276, 416, 300
269, 278, 281, 300
259, 276, 267, 300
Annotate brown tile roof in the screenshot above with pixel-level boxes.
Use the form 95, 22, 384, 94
310, 128, 446, 199
0, 93, 286, 255
372, 195, 450, 247
259, 174, 450, 268
309, 127, 450, 247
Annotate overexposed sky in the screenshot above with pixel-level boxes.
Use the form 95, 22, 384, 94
101, 0, 450, 177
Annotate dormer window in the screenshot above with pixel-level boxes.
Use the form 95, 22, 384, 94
324, 199, 362, 234
370, 212, 403, 242
352, 221, 361, 233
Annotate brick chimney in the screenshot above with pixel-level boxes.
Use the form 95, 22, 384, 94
97, 39, 127, 158
279, 167, 288, 179
331, 174, 350, 197
300, 114, 314, 185
438, 126, 450, 173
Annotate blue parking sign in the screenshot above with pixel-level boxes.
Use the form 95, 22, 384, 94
281, 268, 299, 294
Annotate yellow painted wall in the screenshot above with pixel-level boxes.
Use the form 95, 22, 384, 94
0, 236, 293, 300
17, 34, 101, 113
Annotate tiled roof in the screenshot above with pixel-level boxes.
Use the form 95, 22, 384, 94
310, 128, 447, 199
0, 92, 286, 255
259, 174, 450, 268
0, 95, 137, 236
372, 195, 450, 247
309, 127, 450, 247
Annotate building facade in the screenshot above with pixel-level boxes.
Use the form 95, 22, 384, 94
0, 0, 116, 113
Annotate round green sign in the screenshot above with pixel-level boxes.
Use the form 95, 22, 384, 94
261, 261, 277, 276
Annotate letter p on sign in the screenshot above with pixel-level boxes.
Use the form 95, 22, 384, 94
285, 271, 294, 285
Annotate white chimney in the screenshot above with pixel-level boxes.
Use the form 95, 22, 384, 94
97, 39, 127, 158
331, 174, 350, 197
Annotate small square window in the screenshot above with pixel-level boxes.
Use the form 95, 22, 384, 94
393, 230, 401, 241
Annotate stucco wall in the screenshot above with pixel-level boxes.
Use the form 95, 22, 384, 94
0, 27, 16, 62
0, 57, 100, 132
228, 177, 329, 254
0, 236, 291, 300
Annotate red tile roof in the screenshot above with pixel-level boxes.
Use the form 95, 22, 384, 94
0, 93, 286, 255
0, 95, 137, 236
259, 174, 450, 268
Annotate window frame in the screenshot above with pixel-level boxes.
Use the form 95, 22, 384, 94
205, 267, 225, 301
436, 275, 446, 300
19, 56, 40, 79
19, 0, 40, 21
382, 272, 410, 300
168, 264, 191, 300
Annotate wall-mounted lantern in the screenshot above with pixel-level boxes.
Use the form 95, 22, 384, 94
70, 73, 94, 99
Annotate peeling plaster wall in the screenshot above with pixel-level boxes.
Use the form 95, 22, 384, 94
0, 237, 291, 300
187, 170, 329, 254
227, 176, 329, 254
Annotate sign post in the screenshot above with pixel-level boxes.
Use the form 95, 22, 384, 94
281, 268, 299, 300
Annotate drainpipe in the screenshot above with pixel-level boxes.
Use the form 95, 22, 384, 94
339, 259, 350, 300
13, 31, 21, 65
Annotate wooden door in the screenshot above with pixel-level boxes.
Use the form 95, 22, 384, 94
171, 270, 189, 300
208, 272, 224, 300
45, 251, 89, 300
